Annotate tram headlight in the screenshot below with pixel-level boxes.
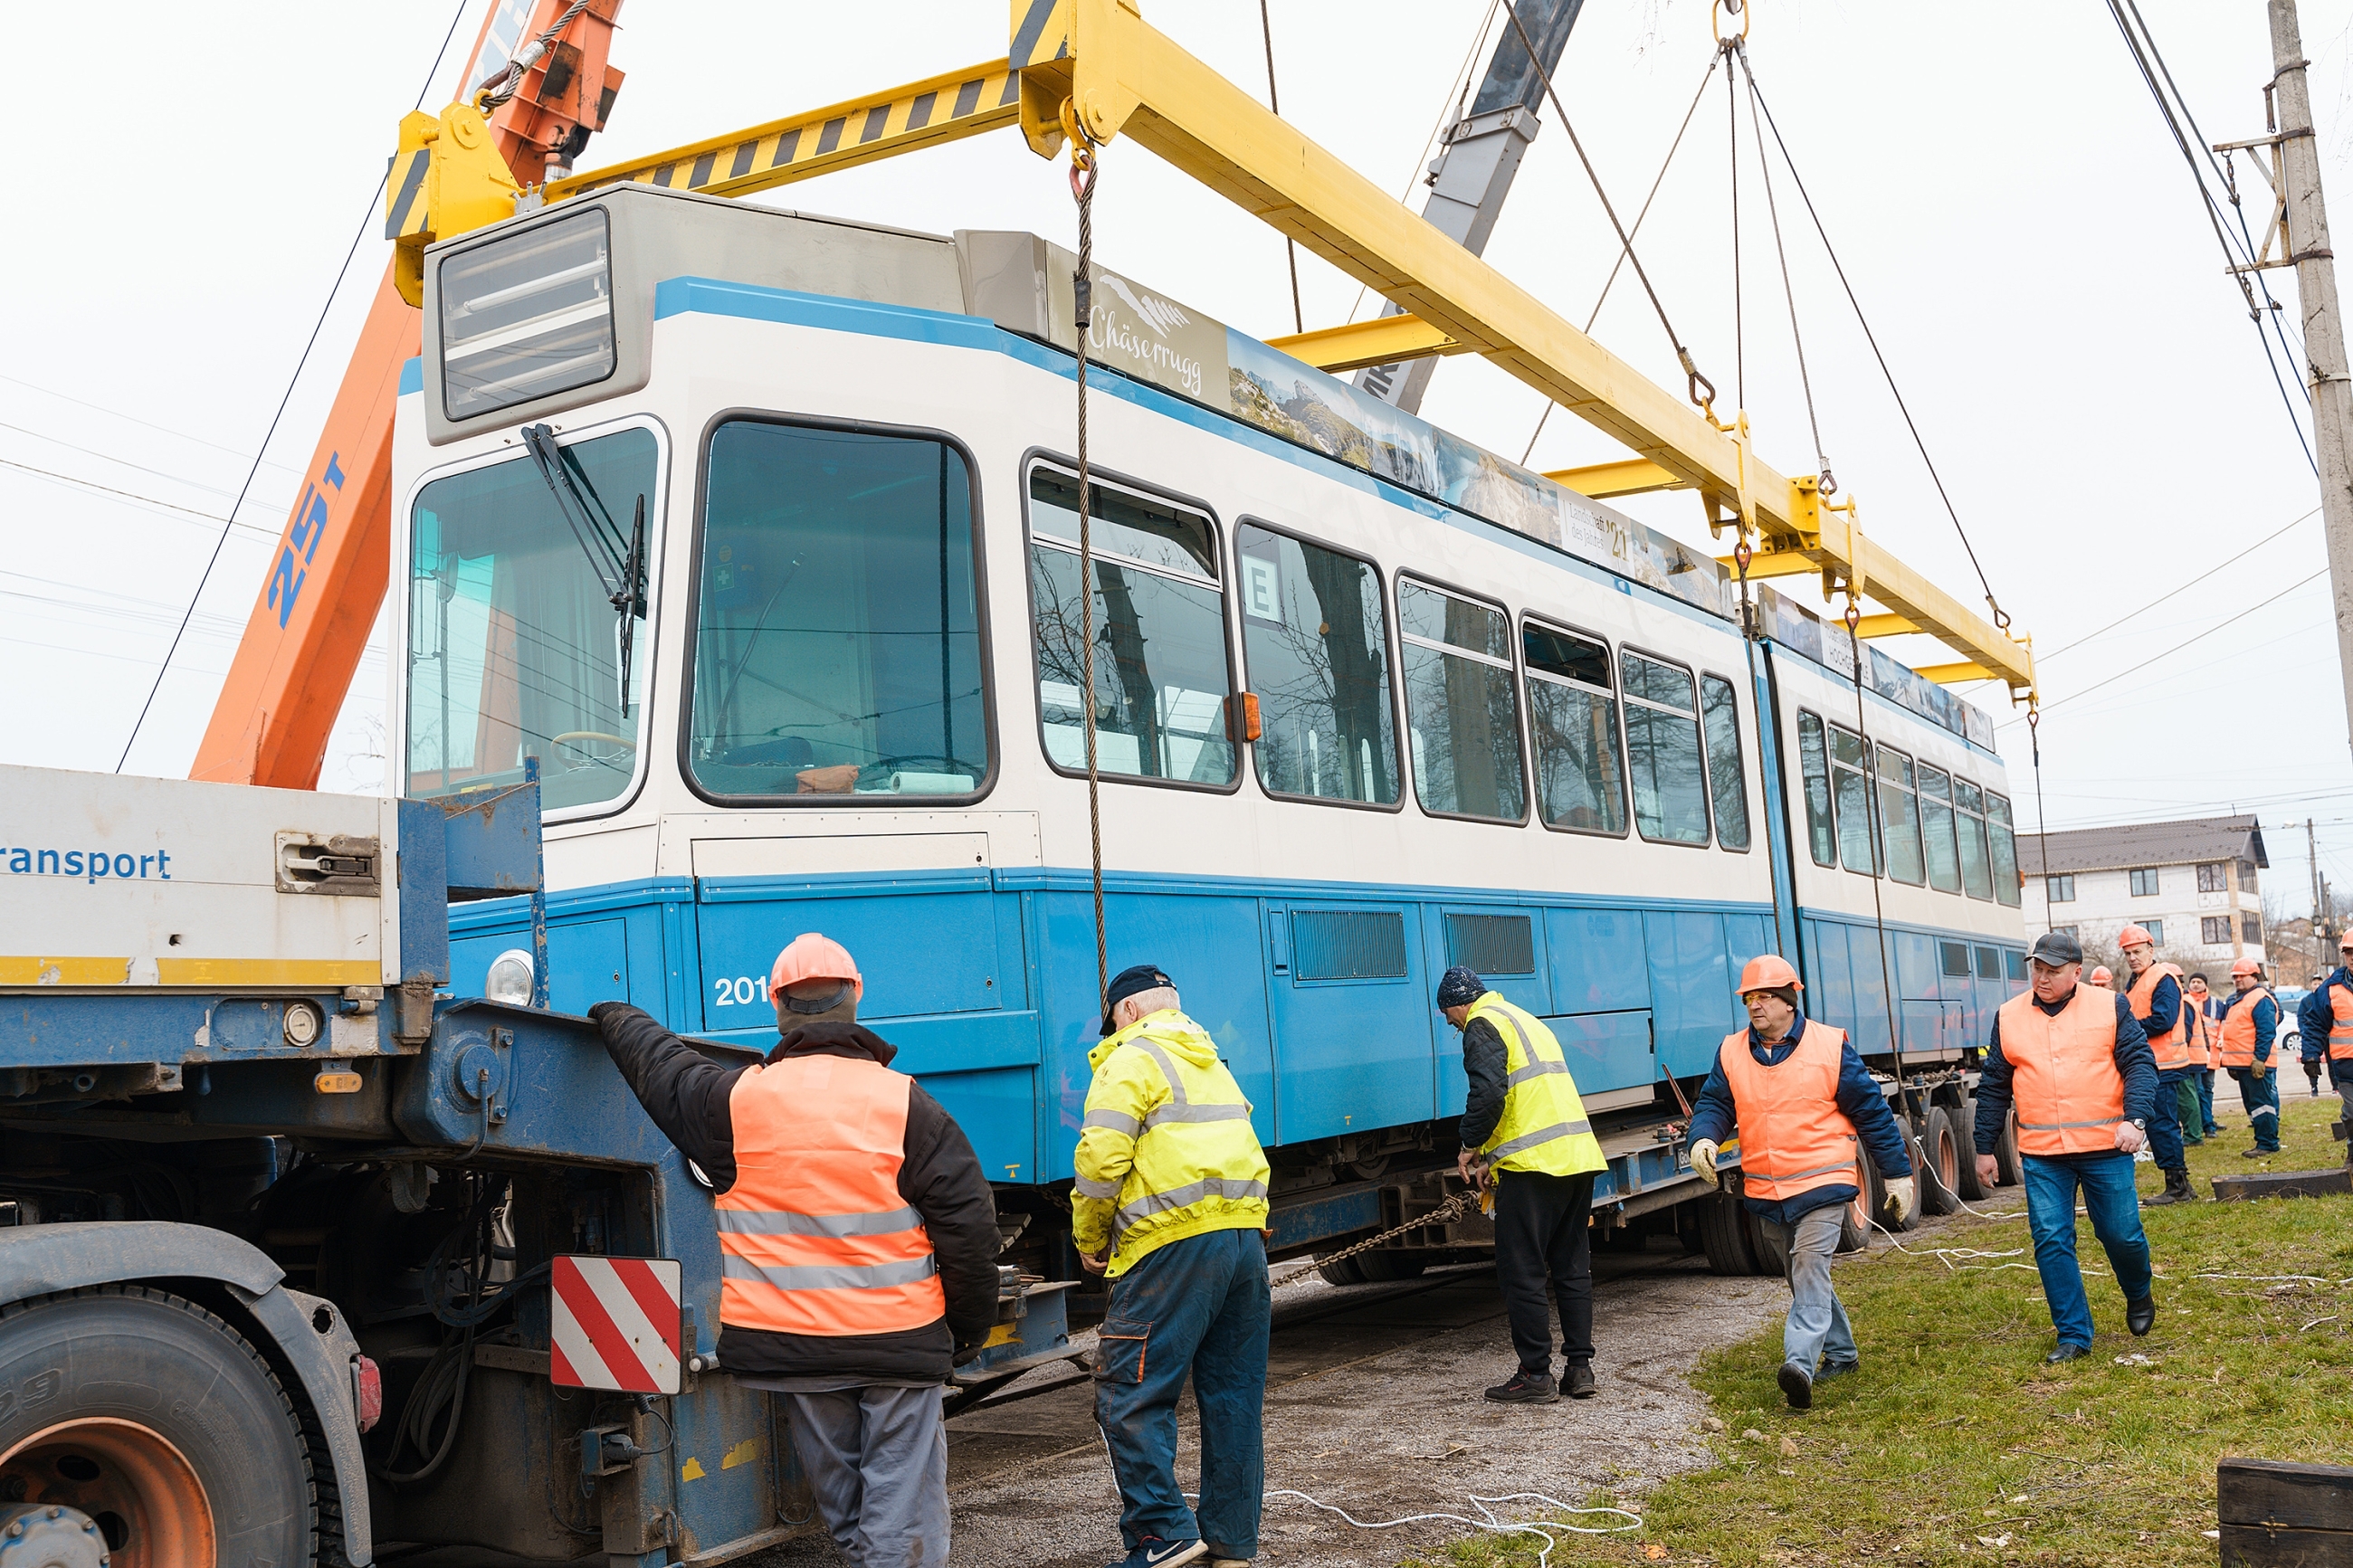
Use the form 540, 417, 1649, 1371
439, 208, 615, 419
484, 948, 536, 1007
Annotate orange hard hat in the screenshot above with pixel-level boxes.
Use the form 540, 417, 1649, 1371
768, 933, 864, 1004
2230, 957, 2262, 979
2088, 965, 2113, 987
1738, 955, 1803, 994
2118, 925, 2155, 950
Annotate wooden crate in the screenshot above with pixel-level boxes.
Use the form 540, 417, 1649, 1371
2219, 1457, 2353, 1566
2210, 1169, 2352, 1203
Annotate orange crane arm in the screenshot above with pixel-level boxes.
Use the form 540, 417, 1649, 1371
192, 0, 624, 788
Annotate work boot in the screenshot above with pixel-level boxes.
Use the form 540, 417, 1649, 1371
1107, 1539, 1206, 1568
1777, 1360, 1814, 1411
1816, 1358, 1860, 1383
2142, 1169, 2198, 1206
2043, 1343, 2092, 1364
2127, 1294, 2158, 1335
1484, 1370, 1559, 1404
1563, 1363, 1597, 1400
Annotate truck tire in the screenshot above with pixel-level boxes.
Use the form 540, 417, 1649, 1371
0, 1285, 316, 1568
1954, 1096, 1992, 1201
1739, 1208, 1780, 1277
1351, 1250, 1428, 1283
1315, 1254, 1367, 1287
1993, 1106, 2024, 1187
1884, 1124, 1927, 1231
1920, 1106, 1965, 1216
1694, 1192, 1755, 1277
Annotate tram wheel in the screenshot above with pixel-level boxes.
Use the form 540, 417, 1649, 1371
0, 1286, 316, 1568
1920, 1106, 1965, 1216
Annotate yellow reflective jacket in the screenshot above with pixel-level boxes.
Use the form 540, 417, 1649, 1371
1469, 993, 1608, 1177
1071, 1010, 1271, 1277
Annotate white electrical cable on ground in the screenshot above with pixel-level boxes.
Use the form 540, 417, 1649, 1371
1265, 1489, 1641, 1568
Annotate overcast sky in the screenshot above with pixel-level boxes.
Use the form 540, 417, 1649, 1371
5, 0, 2351, 910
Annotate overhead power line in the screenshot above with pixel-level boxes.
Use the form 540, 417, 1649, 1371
0, 372, 309, 477
0, 455, 280, 540
2036, 504, 2320, 662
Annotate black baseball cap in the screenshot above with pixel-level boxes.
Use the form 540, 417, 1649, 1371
1100, 963, 1174, 1035
2029, 930, 2083, 967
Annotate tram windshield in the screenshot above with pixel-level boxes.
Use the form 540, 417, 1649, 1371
405, 426, 655, 810
686, 422, 987, 800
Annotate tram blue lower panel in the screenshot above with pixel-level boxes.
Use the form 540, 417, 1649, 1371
1643, 910, 1735, 1079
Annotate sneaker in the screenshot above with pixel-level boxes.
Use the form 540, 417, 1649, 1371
1563, 1363, 1597, 1399
1777, 1360, 1813, 1410
1484, 1370, 1559, 1404
1109, 1541, 1206, 1568
1815, 1358, 1860, 1383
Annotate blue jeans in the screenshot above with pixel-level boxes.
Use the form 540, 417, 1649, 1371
2022, 1152, 2154, 1349
2231, 1066, 2282, 1149
2148, 1066, 2195, 1169
1758, 1203, 1856, 1373
1096, 1227, 1270, 1558
2196, 1069, 2219, 1136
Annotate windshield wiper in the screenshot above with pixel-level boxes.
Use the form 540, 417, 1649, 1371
519, 423, 646, 712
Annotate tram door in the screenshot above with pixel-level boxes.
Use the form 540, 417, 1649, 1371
1265, 902, 1434, 1145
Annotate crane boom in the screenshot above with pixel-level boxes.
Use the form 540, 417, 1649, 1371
191, 0, 625, 787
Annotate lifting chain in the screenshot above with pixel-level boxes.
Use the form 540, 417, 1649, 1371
1063, 100, 1110, 1007
1273, 1188, 1481, 1291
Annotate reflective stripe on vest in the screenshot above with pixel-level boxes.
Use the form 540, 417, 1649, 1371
2129, 963, 2196, 1072
1467, 994, 1606, 1177
2219, 988, 2276, 1069
1718, 1021, 1861, 1201
713, 1052, 945, 1337
1998, 984, 2127, 1156
2330, 982, 2353, 1062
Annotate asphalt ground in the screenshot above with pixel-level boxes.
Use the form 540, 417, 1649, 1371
748, 1244, 1786, 1568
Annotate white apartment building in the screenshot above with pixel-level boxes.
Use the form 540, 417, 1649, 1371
2018, 815, 2269, 978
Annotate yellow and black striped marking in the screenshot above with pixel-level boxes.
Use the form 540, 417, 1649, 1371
386, 147, 433, 240
548, 60, 1023, 205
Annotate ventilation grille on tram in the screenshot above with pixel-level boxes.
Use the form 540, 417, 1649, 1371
1292, 911, 1409, 981
1444, 913, 1536, 976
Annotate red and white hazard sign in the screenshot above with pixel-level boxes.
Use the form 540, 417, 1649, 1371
550, 1255, 683, 1395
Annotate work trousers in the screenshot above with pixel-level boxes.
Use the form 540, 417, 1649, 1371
2148, 1066, 2196, 1170
2231, 1065, 2282, 1151
2022, 1151, 2154, 1350
2334, 1059, 2353, 1150
1757, 1202, 1857, 1374
776, 1385, 949, 1567
1096, 1226, 1270, 1560
2196, 1068, 2220, 1136
2173, 1075, 2204, 1145
1492, 1168, 1596, 1375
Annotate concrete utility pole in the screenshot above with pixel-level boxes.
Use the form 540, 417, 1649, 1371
2269, 0, 2353, 757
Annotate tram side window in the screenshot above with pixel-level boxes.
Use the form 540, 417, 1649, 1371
1986, 791, 2022, 907
1523, 622, 1626, 835
1917, 764, 1962, 893
1027, 468, 1235, 787
1621, 652, 1710, 845
1955, 778, 1995, 900
1236, 524, 1399, 805
1829, 722, 1877, 874
1398, 580, 1526, 822
1700, 674, 1749, 851
1874, 743, 1926, 885
686, 423, 988, 800
1796, 710, 1836, 867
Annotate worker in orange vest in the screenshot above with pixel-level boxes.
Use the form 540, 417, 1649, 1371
2088, 965, 2114, 988
2117, 926, 2198, 1205
1684, 955, 1914, 1410
1971, 931, 2158, 1362
588, 935, 1000, 1567
2218, 958, 2282, 1156
2187, 972, 2226, 1137
2173, 973, 2213, 1145
2296, 933, 2353, 1166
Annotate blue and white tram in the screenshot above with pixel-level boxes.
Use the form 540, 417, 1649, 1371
394, 185, 2025, 1270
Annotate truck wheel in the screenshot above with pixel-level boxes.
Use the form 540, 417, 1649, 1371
1885, 1126, 1927, 1231
0, 1286, 316, 1568
1993, 1107, 2024, 1187
1739, 1208, 1779, 1277
1315, 1254, 1367, 1287
1351, 1250, 1427, 1283
1920, 1107, 1965, 1216
1953, 1096, 1992, 1201
1694, 1192, 1755, 1277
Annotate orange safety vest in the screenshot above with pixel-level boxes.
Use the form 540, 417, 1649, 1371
2219, 987, 2278, 1070
2181, 993, 2214, 1068
2329, 984, 2353, 1063
1718, 1022, 1861, 1201
2128, 963, 2196, 1072
713, 1053, 945, 1337
1998, 983, 2127, 1157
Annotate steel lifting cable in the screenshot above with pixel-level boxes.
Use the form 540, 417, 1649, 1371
1499, 0, 1720, 416
1843, 605, 1913, 1099
2028, 707, 2054, 932
1065, 108, 1110, 1007
1734, 40, 1831, 494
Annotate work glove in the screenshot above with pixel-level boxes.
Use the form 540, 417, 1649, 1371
952, 1339, 986, 1368
586, 1000, 628, 1027
2252, 1061, 2269, 1080
1883, 1175, 1916, 1222
1688, 1139, 1720, 1188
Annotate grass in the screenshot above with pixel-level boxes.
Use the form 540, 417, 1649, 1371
1406, 1092, 2353, 1568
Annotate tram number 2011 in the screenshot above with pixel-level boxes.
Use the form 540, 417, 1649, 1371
712, 975, 767, 1007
